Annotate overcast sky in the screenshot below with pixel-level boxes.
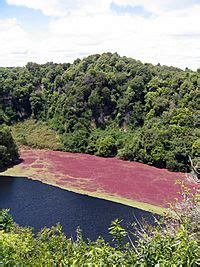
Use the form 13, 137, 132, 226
0, 0, 200, 69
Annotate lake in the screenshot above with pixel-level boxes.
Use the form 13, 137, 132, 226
0, 176, 155, 241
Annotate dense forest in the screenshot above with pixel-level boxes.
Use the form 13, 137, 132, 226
0, 52, 199, 171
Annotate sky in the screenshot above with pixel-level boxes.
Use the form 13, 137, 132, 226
0, 0, 200, 69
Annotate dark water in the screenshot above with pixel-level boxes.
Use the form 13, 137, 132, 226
0, 176, 155, 241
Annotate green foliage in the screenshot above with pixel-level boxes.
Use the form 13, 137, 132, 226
0, 217, 125, 266
96, 136, 117, 157
109, 219, 127, 249
11, 119, 61, 150
0, 53, 199, 171
0, 209, 14, 232
192, 139, 200, 157
136, 224, 199, 266
118, 121, 196, 171
0, 126, 19, 169
87, 127, 127, 156
134, 182, 200, 266
61, 128, 90, 153
30, 91, 46, 119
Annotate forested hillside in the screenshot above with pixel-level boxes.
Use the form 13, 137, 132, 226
0, 53, 199, 171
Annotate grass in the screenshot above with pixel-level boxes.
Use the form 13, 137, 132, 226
11, 119, 61, 150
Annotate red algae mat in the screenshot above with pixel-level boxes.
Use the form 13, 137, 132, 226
1, 149, 198, 214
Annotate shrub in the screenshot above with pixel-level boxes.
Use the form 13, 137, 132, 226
11, 119, 61, 150
0, 126, 19, 169
61, 129, 90, 153
96, 136, 117, 157
0, 209, 14, 232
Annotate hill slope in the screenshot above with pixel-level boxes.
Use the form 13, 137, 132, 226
0, 53, 199, 171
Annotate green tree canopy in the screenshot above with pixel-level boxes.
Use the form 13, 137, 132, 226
0, 126, 19, 170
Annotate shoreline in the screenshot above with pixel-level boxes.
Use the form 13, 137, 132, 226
1, 147, 192, 216
1, 174, 167, 215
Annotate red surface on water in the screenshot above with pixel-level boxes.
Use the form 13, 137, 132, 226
19, 149, 198, 208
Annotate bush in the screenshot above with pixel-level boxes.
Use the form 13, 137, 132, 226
61, 129, 90, 153
0, 126, 19, 169
0, 209, 14, 232
96, 136, 117, 157
192, 139, 200, 157
11, 119, 61, 150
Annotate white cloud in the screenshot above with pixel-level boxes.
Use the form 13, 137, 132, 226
2, 0, 200, 69
0, 18, 31, 66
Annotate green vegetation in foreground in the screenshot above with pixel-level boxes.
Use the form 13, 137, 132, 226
0, 125, 19, 170
0, 184, 199, 266
12, 119, 61, 150
0, 53, 199, 171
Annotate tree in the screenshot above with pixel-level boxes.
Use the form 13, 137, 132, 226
30, 91, 46, 120
0, 53, 198, 171
0, 126, 19, 169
